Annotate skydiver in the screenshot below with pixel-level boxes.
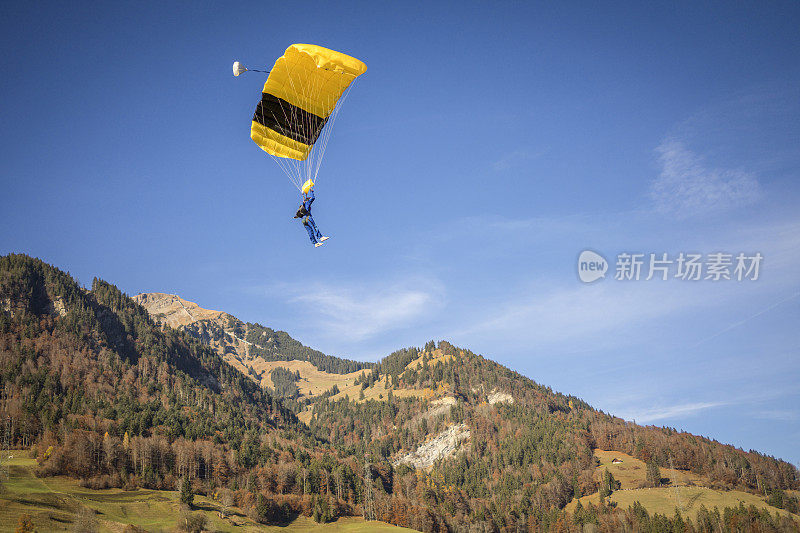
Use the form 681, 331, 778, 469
294, 188, 329, 247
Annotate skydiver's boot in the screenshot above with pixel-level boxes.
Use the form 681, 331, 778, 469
315, 242, 324, 248
319, 236, 329, 242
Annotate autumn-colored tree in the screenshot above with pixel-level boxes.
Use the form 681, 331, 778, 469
15, 514, 35, 533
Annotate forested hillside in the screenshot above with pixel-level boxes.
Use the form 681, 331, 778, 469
135, 288, 799, 531
2, 254, 799, 532
0, 254, 385, 528
305, 343, 800, 530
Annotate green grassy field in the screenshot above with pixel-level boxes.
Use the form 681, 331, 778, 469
564, 450, 797, 523
566, 485, 796, 521
0, 453, 417, 533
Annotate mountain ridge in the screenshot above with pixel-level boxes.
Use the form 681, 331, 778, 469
134, 290, 800, 498
2, 254, 798, 532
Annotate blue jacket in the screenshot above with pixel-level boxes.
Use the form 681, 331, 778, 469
302, 190, 315, 213
294, 190, 315, 219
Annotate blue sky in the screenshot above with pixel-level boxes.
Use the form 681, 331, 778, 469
2, 2, 799, 466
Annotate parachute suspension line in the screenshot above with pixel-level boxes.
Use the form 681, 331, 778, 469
297, 64, 318, 187
276, 59, 307, 190
308, 69, 335, 184
312, 83, 353, 183
258, 60, 302, 190
283, 60, 303, 189
304, 66, 335, 186
269, 153, 301, 191
282, 61, 334, 191
288, 65, 355, 189
281, 59, 315, 191
301, 64, 331, 187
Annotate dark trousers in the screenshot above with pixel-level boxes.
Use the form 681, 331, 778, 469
303, 216, 322, 244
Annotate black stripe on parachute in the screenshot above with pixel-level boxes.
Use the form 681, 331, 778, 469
253, 93, 328, 146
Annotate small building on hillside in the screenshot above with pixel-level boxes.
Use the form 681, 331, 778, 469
611, 458, 623, 464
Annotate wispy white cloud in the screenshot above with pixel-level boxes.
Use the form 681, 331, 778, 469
446, 211, 800, 357
754, 409, 800, 422
650, 139, 762, 218
273, 277, 445, 342
618, 401, 730, 423
691, 289, 800, 348
466, 213, 604, 234
666, 82, 800, 178
492, 147, 548, 171
606, 383, 800, 425
452, 281, 700, 349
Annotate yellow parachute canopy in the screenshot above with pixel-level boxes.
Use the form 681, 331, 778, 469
250, 44, 367, 164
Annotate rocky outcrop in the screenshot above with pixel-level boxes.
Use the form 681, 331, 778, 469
487, 390, 514, 405
393, 423, 470, 469
134, 292, 257, 377
423, 396, 457, 419
133, 293, 230, 328
133, 292, 364, 401
50, 296, 67, 318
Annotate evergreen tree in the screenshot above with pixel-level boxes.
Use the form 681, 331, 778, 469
180, 476, 194, 507
599, 469, 620, 498
646, 460, 662, 487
